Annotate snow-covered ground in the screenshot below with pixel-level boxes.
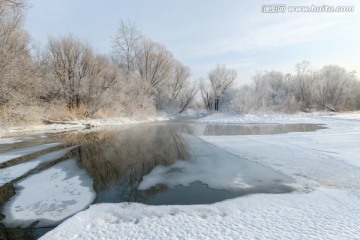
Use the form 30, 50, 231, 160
42, 188, 360, 240
0, 115, 169, 138
33, 112, 360, 239
197, 111, 360, 124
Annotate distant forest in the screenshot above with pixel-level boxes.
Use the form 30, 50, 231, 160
1, 0, 359, 126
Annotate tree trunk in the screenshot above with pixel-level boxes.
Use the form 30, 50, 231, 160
215, 98, 219, 111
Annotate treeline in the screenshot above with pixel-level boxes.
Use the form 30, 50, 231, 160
1, 1, 359, 126
197, 61, 360, 114
227, 61, 360, 113
0, 0, 197, 125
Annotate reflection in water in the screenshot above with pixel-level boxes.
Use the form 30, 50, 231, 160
138, 133, 296, 205
0, 124, 192, 239
73, 124, 191, 203
201, 123, 325, 136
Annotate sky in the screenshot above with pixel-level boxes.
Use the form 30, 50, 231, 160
24, 0, 360, 84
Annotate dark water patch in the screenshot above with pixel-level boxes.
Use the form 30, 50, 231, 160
0, 223, 37, 240
137, 181, 294, 205
198, 123, 326, 136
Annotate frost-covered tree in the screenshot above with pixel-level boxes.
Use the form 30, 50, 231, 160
163, 61, 197, 113
293, 61, 317, 111
46, 35, 93, 110
228, 70, 298, 113
200, 64, 237, 112
228, 85, 255, 113
45, 35, 119, 116
112, 20, 197, 114
251, 70, 294, 111
112, 20, 140, 74
200, 79, 214, 112
169, 62, 190, 100
228, 62, 359, 113
135, 38, 173, 89
317, 65, 356, 111
208, 64, 237, 111
0, 0, 33, 106
81, 55, 118, 117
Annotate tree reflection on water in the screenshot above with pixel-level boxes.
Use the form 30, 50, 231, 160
0, 123, 191, 239
72, 123, 191, 203
202, 123, 325, 136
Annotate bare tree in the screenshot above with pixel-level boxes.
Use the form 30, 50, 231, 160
294, 61, 317, 111
112, 20, 140, 73
0, 0, 26, 7
46, 34, 118, 116
0, 0, 33, 106
200, 80, 214, 112
251, 71, 292, 111
169, 62, 190, 100
178, 84, 198, 113
229, 85, 256, 114
82, 55, 118, 116
167, 61, 198, 113
135, 38, 173, 89
46, 35, 96, 110
208, 64, 237, 111
356, 83, 360, 110
317, 65, 356, 111
112, 20, 197, 114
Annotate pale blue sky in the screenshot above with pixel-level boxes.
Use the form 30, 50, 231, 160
25, 0, 360, 83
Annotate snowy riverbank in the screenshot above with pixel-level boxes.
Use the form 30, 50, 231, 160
40, 111, 360, 240
0, 115, 170, 138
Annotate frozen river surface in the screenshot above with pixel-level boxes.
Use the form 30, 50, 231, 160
0, 118, 356, 239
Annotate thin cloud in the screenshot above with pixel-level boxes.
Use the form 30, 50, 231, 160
184, 14, 345, 59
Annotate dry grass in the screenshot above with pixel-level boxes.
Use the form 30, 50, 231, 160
0, 106, 41, 126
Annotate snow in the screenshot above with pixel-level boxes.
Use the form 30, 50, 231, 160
196, 111, 360, 125
196, 112, 360, 169
0, 115, 169, 138
0, 142, 65, 164
41, 188, 360, 240
139, 134, 294, 191
200, 133, 360, 188
196, 112, 316, 124
0, 146, 75, 186
32, 112, 360, 239
2, 158, 95, 228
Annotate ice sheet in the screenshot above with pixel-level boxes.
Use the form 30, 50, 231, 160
201, 131, 360, 188
0, 142, 65, 164
139, 134, 294, 191
0, 146, 76, 186
1, 158, 95, 228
